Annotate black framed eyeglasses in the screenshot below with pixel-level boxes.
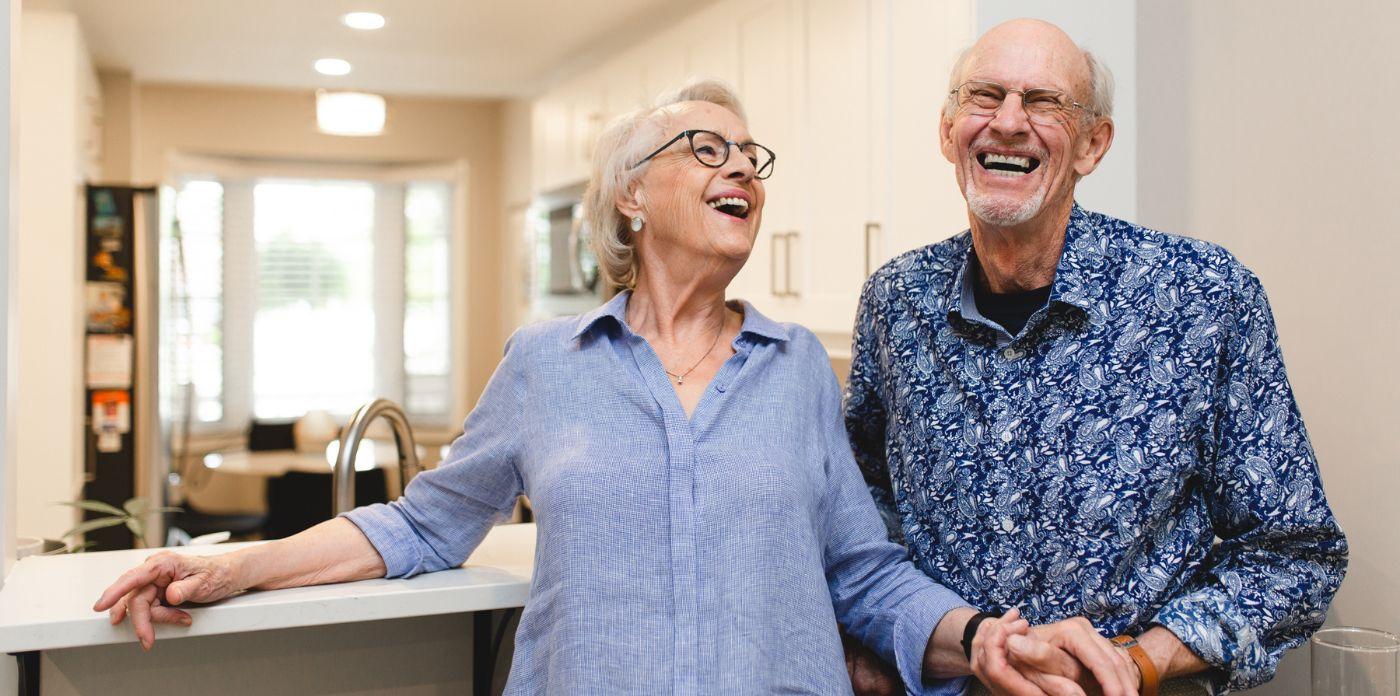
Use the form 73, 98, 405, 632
631, 129, 776, 180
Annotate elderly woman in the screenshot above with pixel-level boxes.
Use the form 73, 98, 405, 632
95, 80, 1127, 696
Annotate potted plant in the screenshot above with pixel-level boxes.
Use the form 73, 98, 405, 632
54, 498, 182, 552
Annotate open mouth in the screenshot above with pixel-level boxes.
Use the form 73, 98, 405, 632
707, 196, 751, 220
977, 152, 1042, 176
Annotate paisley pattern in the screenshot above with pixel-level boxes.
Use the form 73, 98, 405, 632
844, 204, 1348, 694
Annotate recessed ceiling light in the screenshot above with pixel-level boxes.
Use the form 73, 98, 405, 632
316, 91, 386, 136
342, 12, 385, 30
314, 58, 352, 76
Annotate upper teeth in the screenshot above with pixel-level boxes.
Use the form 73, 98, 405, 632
708, 196, 749, 211
984, 153, 1032, 168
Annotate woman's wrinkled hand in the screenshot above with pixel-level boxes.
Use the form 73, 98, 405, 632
972, 607, 1090, 696
91, 550, 240, 650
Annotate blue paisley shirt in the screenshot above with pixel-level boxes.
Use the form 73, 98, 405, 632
844, 204, 1347, 693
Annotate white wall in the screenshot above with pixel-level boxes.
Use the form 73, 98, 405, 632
1, 0, 17, 583
1137, 2, 1398, 694
2, 1, 20, 692
976, 0, 1138, 221
14, 8, 92, 542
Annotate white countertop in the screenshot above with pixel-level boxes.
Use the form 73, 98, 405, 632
0, 523, 536, 653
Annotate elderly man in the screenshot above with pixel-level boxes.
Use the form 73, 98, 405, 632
843, 18, 1348, 696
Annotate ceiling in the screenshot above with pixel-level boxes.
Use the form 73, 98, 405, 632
61, 0, 705, 98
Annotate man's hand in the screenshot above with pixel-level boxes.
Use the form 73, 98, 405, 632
843, 628, 902, 696
1003, 617, 1140, 696
971, 608, 1089, 696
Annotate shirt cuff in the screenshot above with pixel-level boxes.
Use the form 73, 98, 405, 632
892, 584, 974, 696
340, 502, 423, 578
1153, 589, 1268, 692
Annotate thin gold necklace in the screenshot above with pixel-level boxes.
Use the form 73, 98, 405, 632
663, 321, 725, 386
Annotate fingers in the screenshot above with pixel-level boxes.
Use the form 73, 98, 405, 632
93, 556, 169, 612
128, 585, 159, 651
1007, 635, 1088, 696
1007, 634, 1083, 679
1029, 673, 1088, 696
108, 592, 130, 625
976, 619, 1049, 696
1053, 620, 1136, 696
165, 576, 202, 606
149, 605, 193, 627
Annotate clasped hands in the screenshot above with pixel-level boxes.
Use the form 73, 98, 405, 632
969, 609, 1142, 696
847, 608, 1143, 696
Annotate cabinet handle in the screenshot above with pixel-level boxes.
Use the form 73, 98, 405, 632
864, 222, 882, 277
770, 232, 782, 296
784, 231, 799, 298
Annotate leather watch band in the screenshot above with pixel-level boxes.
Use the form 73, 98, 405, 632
1111, 635, 1159, 696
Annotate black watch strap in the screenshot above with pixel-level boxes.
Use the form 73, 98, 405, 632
961, 611, 1001, 661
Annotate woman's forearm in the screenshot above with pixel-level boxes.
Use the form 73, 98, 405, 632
924, 605, 977, 678
228, 517, 388, 592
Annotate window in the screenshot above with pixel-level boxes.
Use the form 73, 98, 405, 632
161, 166, 457, 430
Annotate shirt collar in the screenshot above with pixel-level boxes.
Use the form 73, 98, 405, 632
571, 289, 791, 343
946, 202, 1105, 324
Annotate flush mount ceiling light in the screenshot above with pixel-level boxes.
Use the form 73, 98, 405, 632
342, 12, 386, 30
314, 58, 352, 76
316, 90, 386, 136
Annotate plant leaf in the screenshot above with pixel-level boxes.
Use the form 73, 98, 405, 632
56, 500, 126, 517
150, 506, 184, 514
60, 516, 127, 538
123, 498, 149, 516
125, 518, 144, 536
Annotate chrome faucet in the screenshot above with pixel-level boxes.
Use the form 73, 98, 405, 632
332, 398, 423, 515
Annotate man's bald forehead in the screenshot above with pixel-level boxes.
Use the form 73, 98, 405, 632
961, 18, 1093, 92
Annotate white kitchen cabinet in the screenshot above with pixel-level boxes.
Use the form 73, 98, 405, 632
779, 0, 882, 335
883, 0, 976, 260
526, 0, 974, 343
532, 92, 573, 193
728, 0, 804, 313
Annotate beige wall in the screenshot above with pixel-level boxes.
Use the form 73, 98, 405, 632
1140, 2, 1399, 692
108, 79, 512, 420
14, 8, 93, 543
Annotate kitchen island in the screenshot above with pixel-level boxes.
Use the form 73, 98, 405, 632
0, 523, 536, 695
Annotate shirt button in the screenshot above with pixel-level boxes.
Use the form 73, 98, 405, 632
1002, 347, 1022, 360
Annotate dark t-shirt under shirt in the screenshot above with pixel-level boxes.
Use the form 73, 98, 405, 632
973, 281, 1052, 337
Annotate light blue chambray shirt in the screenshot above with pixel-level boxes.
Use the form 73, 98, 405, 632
343, 290, 970, 696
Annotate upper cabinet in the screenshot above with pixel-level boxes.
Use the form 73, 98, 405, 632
530, 0, 975, 342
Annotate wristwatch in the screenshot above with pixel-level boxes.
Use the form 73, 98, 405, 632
961, 611, 1000, 661
1111, 634, 1160, 696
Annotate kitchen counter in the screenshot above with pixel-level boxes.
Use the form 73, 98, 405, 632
1, 522, 535, 689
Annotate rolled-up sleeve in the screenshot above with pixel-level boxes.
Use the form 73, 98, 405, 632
341, 333, 528, 578
821, 367, 971, 696
1152, 270, 1348, 692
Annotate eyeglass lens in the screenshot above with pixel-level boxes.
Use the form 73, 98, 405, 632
689, 131, 775, 179
958, 82, 1073, 125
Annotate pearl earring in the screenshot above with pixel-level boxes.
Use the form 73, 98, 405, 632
630, 216, 644, 232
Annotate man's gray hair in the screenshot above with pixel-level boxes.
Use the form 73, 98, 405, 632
583, 78, 748, 290
942, 45, 1115, 122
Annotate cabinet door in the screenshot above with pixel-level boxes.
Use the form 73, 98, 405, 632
884, 0, 976, 259
729, 0, 803, 312
567, 74, 608, 185
532, 94, 572, 193
791, 0, 876, 334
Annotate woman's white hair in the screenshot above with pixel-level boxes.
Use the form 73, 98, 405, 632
941, 44, 1115, 122
583, 78, 747, 291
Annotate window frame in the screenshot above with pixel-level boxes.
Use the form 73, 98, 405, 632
163, 154, 471, 436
